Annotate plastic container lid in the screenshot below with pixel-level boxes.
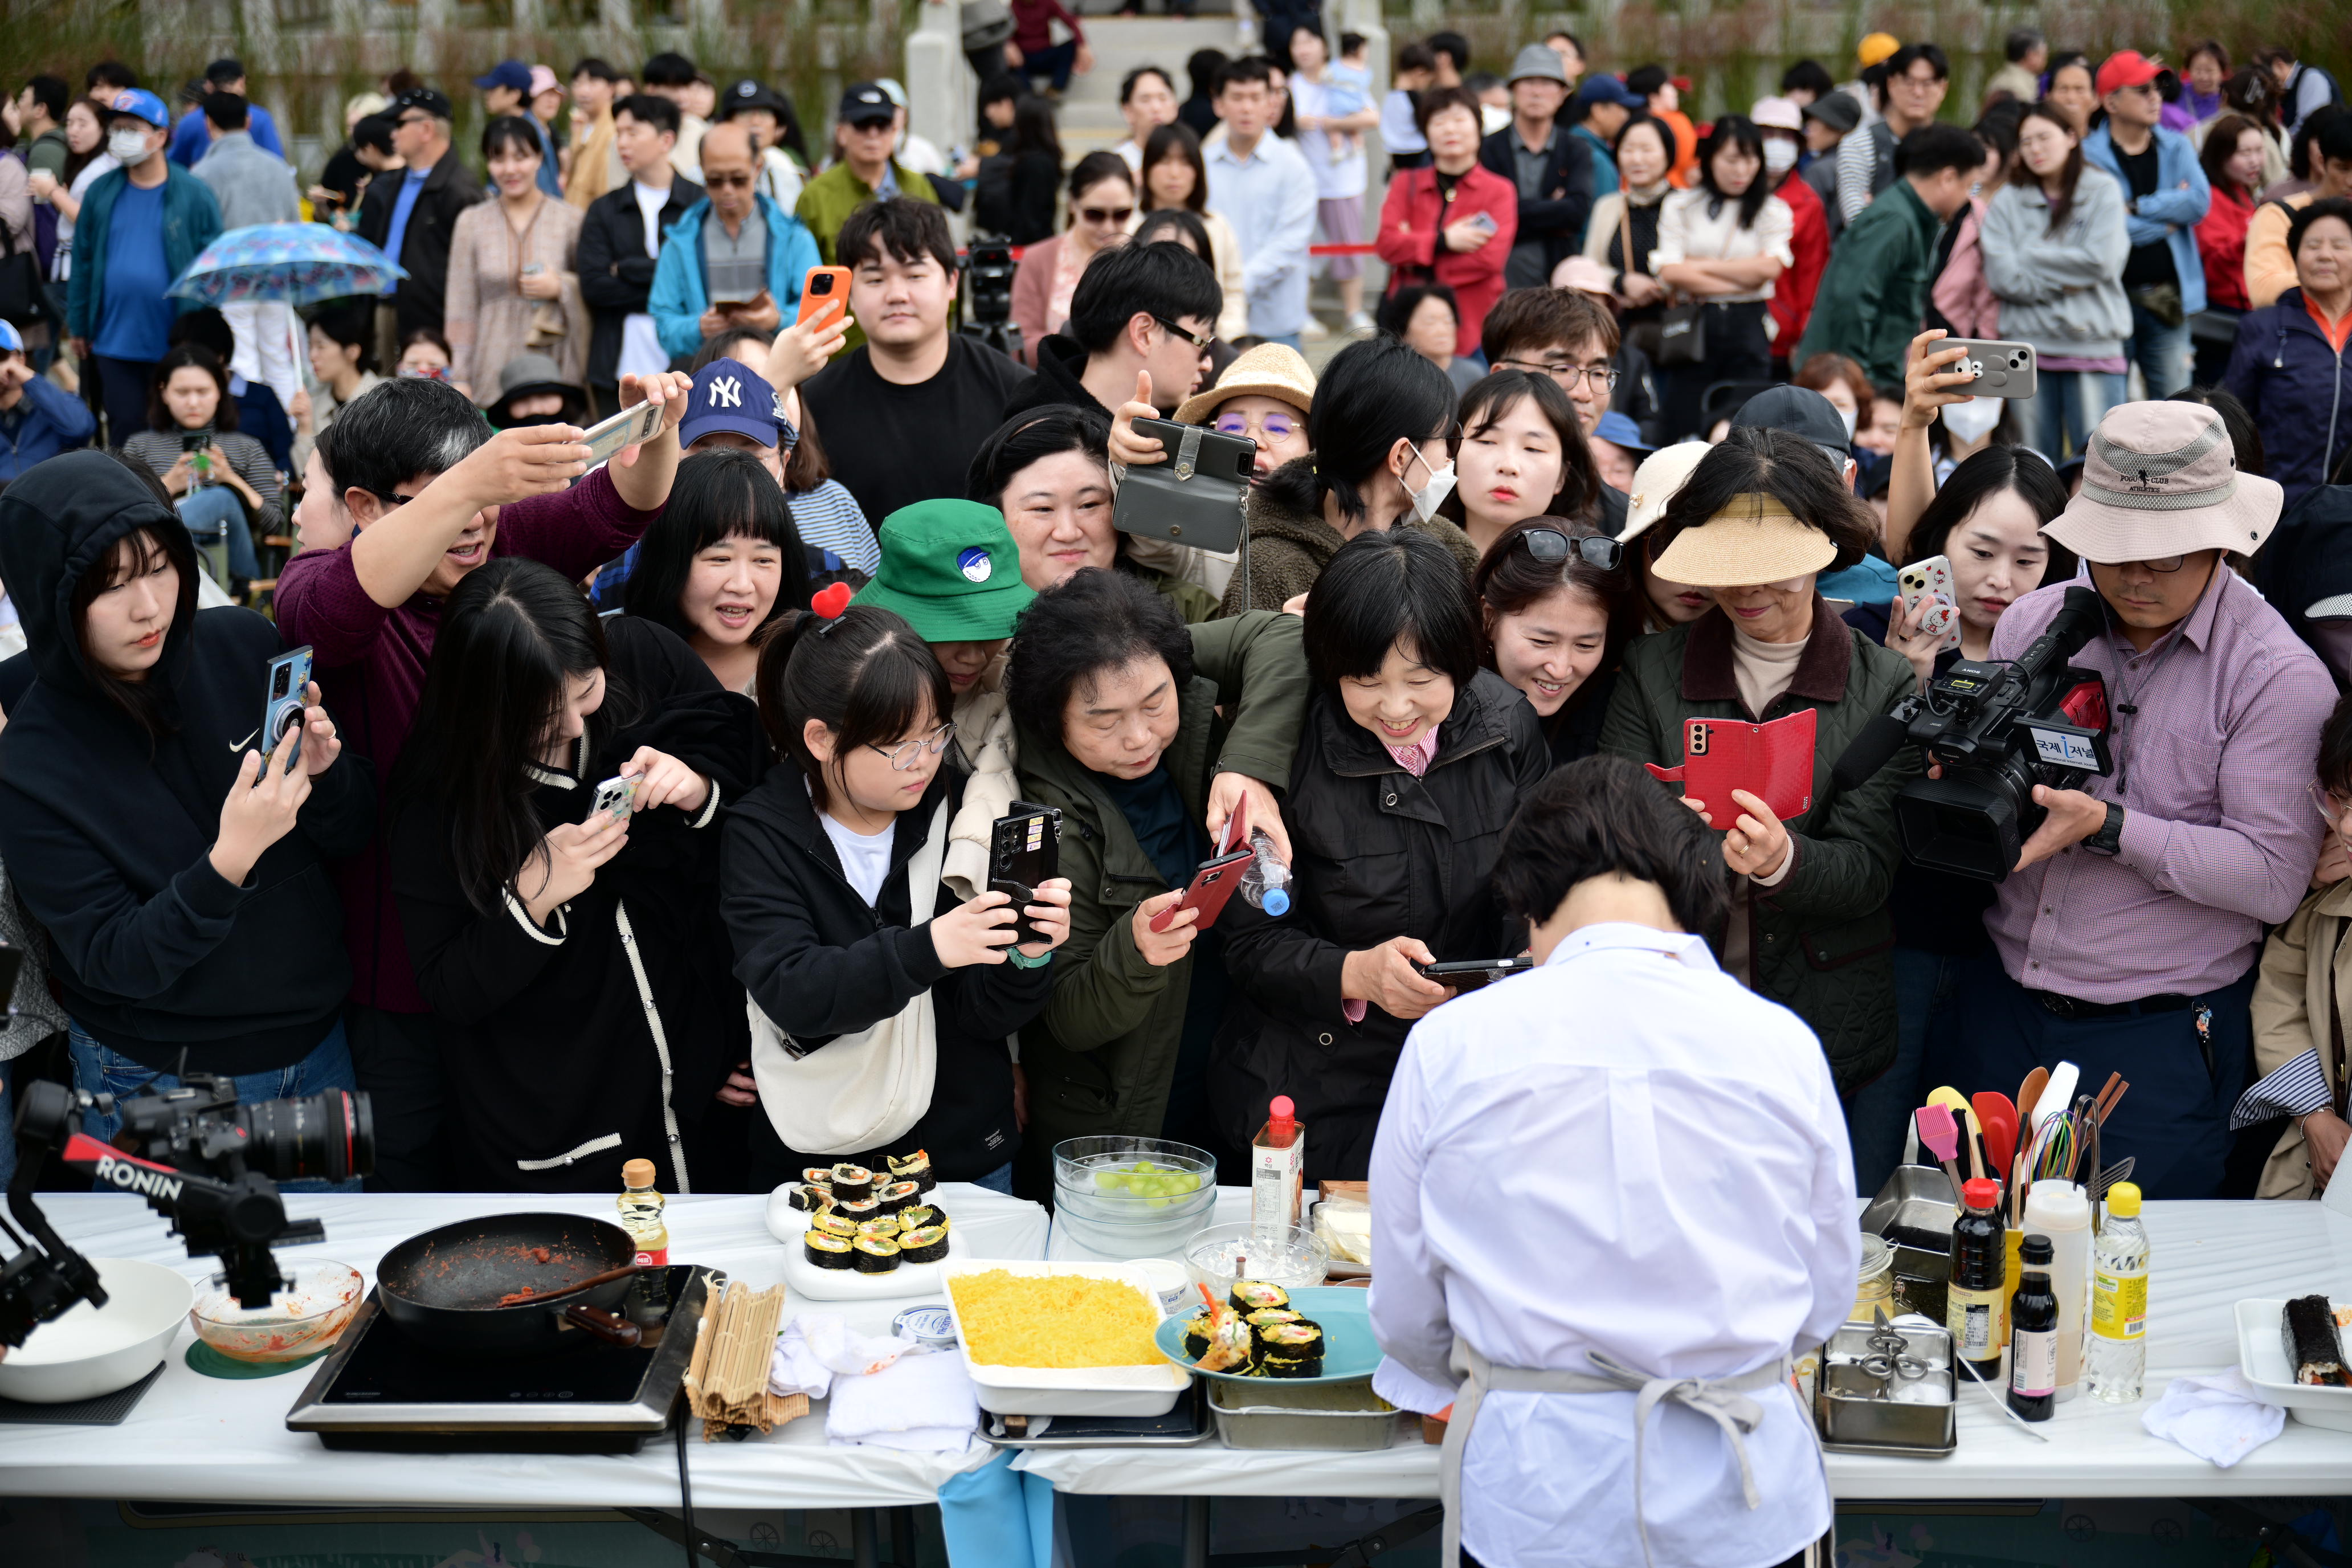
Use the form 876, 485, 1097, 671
1263, 888, 1290, 916
2105, 1181, 2142, 1218
622, 1158, 658, 1187
1271, 1096, 1294, 1122
1961, 1178, 1999, 1210
2019, 1232, 2053, 1264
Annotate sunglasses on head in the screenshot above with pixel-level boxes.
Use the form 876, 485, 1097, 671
1517, 527, 1622, 571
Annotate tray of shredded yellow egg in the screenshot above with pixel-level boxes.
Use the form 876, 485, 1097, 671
941, 1259, 1191, 1416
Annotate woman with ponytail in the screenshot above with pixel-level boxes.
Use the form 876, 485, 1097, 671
720, 594, 1075, 1192
389, 557, 766, 1193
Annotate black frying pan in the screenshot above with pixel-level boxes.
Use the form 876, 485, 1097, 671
375, 1212, 644, 1355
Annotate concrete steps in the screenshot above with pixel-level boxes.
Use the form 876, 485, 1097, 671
1048, 15, 1250, 152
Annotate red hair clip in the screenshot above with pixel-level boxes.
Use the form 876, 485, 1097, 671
810, 581, 854, 627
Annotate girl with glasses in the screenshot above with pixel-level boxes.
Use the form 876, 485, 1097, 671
388, 557, 768, 1193
724, 599, 1072, 1195
1010, 150, 1136, 367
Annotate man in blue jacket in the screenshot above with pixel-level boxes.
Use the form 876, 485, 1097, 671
65, 88, 224, 447
0, 321, 96, 481
168, 58, 283, 167
647, 120, 818, 360
2083, 51, 2210, 400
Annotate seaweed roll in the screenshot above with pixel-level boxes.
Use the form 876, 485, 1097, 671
1257, 1321, 1324, 1378
2285, 1296, 2346, 1385
888, 1149, 936, 1193
1245, 1308, 1303, 1353
896, 1204, 940, 1233
805, 1232, 855, 1270
812, 1211, 860, 1239
875, 1180, 921, 1213
801, 1167, 835, 1189
856, 1219, 904, 1242
899, 1225, 949, 1264
830, 1163, 875, 1202
852, 1236, 902, 1273
1229, 1281, 1291, 1314
1182, 1312, 1216, 1360
786, 1184, 832, 1213
835, 1196, 883, 1224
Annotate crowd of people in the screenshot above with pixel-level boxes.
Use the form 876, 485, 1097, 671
0, 24, 2347, 1251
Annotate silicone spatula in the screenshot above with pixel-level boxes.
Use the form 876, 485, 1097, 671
1926, 1086, 1983, 1179
1972, 1092, 2020, 1179
1914, 1103, 1965, 1206
2036, 1061, 2080, 1133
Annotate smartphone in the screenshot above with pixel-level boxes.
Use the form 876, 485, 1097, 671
1897, 554, 1962, 654
1938, 338, 2037, 399
579, 400, 667, 467
1149, 847, 1256, 934
588, 773, 639, 823
262, 646, 313, 769
989, 803, 1062, 946
1413, 957, 1534, 991
179, 426, 215, 454
798, 266, 853, 330
1464, 209, 1498, 234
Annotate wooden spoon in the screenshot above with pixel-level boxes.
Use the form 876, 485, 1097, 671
496, 1262, 652, 1308
2017, 1066, 2051, 1131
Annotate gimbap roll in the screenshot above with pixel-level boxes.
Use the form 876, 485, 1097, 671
812, 1212, 860, 1239
856, 1218, 903, 1241
801, 1167, 835, 1189
786, 1184, 831, 1212
852, 1236, 901, 1273
830, 1163, 875, 1202
896, 1204, 940, 1233
1182, 1312, 1216, 1360
1229, 1281, 1291, 1314
875, 1180, 921, 1213
2285, 1296, 2346, 1386
805, 1232, 855, 1270
888, 1149, 936, 1193
1246, 1308, 1302, 1353
1257, 1321, 1324, 1377
899, 1225, 949, 1264
835, 1197, 883, 1224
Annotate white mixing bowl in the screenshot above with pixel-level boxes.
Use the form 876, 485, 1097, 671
0, 1257, 194, 1403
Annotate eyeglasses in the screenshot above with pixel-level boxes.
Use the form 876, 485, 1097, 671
869, 721, 956, 770
703, 172, 754, 187
1080, 205, 1136, 226
2106, 554, 2191, 573
1497, 358, 1620, 393
1214, 410, 1298, 443
1517, 527, 1623, 571
1153, 316, 1215, 353
2310, 780, 2349, 826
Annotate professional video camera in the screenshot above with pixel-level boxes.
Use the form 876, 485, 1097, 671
1, 1071, 373, 1350
1832, 585, 2113, 883
960, 235, 1023, 362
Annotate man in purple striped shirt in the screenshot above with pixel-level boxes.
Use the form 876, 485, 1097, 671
1950, 403, 2335, 1198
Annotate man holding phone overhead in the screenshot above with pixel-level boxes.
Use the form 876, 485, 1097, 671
646, 120, 821, 358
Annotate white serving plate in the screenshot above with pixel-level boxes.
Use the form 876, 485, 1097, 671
2235, 1297, 2352, 1432
0, 1257, 194, 1403
764, 1186, 967, 1301
941, 1257, 1190, 1417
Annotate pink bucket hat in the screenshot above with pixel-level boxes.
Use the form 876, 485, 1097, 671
2043, 402, 2282, 564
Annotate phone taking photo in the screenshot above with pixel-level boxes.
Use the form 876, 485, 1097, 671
579, 401, 666, 467
798, 265, 852, 330
989, 802, 1062, 946
262, 645, 313, 769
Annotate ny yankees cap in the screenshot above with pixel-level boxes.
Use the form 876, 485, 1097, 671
679, 356, 786, 450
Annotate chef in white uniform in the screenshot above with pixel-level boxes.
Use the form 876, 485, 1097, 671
1369, 754, 1860, 1568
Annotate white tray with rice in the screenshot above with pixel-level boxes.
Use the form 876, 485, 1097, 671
941, 1258, 1192, 1417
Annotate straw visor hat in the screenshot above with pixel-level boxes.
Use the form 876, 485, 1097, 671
1648, 491, 1839, 587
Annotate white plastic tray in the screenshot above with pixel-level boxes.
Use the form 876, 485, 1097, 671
764, 1186, 966, 1301
2235, 1297, 2352, 1432
941, 1257, 1190, 1417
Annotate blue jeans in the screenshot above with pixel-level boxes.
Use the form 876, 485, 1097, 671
178, 483, 259, 582
68, 1018, 364, 1193
1020, 39, 1078, 92
2124, 292, 2194, 399
970, 1161, 1015, 1194
1845, 947, 1966, 1197
2023, 369, 2126, 460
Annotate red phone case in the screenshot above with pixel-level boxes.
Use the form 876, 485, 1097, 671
1643, 709, 1817, 823
1149, 849, 1256, 933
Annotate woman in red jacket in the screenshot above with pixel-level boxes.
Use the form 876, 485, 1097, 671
1376, 87, 1516, 360
2195, 113, 2267, 383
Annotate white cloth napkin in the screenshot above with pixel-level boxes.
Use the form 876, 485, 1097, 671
2141, 1370, 2286, 1467
769, 1314, 919, 1400
827, 1342, 979, 1452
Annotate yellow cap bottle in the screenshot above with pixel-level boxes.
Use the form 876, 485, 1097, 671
2105, 1181, 2141, 1218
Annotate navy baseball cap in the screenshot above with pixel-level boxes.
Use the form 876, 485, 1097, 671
391, 86, 454, 121
1574, 75, 1644, 112
838, 83, 895, 126
679, 358, 785, 450
474, 60, 533, 94
108, 88, 171, 129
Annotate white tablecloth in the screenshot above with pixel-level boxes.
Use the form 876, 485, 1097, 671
0, 1186, 1048, 1508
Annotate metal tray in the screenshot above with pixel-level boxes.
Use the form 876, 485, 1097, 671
1815, 1321, 1957, 1457
1208, 1378, 1410, 1451
979, 1381, 1215, 1448
1861, 1165, 1957, 1284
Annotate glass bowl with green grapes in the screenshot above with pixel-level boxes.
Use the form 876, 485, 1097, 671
1052, 1137, 1219, 1224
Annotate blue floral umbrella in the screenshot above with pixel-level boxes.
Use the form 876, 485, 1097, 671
166, 223, 407, 307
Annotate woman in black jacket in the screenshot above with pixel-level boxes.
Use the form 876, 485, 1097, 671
1211, 529, 1550, 1181
1473, 514, 1640, 767
389, 558, 767, 1193
0, 451, 373, 1161
721, 603, 1073, 1192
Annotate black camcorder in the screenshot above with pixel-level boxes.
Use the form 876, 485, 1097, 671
1834, 585, 2114, 883
960, 236, 1022, 362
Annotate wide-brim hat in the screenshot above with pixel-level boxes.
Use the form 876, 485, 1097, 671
2043, 402, 2282, 563
1173, 342, 1316, 426
1618, 440, 1712, 545
853, 499, 1036, 642
1649, 492, 1838, 587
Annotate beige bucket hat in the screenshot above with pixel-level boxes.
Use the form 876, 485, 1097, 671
2044, 402, 2282, 563
1618, 440, 1713, 545
1173, 342, 1317, 426
1648, 492, 1839, 587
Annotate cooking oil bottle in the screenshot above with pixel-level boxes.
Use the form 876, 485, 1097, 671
618, 1157, 669, 1265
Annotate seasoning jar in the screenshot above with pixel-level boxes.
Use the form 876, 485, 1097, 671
1852, 1234, 1896, 1322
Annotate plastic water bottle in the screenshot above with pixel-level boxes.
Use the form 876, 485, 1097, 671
1239, 828, 1291, 915
2088, 1181, 2149, 1403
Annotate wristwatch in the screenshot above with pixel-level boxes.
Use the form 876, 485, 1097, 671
2084, 802, 2125, 857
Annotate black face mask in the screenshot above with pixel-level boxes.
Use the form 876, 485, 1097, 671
501, 411, 570, 428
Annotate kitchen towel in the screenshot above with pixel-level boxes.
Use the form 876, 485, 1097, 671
2141, 1369, 2285, 1466
826, 1342, 978, 1452
769, 1314, 917, 1401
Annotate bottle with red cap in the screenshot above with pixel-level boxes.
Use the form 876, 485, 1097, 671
1945, 1176, 2006, 1384
1250, 1096, 1305, 1229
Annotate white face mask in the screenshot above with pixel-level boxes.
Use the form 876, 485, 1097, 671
1838, 406, 1859, 440
1763, 138, 1799, 175
1405, 446, 1456, 524
1941, 395, 2003, 444
107, 128, 152, 165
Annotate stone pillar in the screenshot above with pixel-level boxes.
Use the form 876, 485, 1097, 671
905, 0, 965, 166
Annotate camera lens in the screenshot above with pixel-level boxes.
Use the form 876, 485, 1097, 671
243, 1089, 375, 1183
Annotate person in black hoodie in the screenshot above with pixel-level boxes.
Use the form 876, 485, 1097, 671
577, 94, 705, 414
721, 601, 1073, 1191
0, 450, 375, 1165
1002, 238, 1222, 422
387, 557, 766, 1193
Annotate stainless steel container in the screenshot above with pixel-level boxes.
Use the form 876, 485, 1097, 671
1208, 1379, 1410, 1451
1815, 1320, 1957, 1456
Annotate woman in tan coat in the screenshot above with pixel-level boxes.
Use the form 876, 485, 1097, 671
446, 116, 588, 405
2248, 698, 2352, 1198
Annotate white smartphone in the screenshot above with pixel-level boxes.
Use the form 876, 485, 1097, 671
579, 401, 665, 467
1464, 210, 1498, 234
1897, 555, 1962, 653
588, 773, 639, 823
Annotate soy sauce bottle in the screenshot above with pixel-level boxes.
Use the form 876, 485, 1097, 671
2007, 1233, 2059, 1422
1945, 1178, 2006, 1384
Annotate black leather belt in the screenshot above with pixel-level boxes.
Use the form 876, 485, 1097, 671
2030, 989, 2191, 1020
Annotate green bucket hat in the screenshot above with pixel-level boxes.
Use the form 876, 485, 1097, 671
852, 499, 1035, 641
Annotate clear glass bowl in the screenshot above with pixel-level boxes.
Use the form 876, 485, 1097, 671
1183, 1222, 1330, 1305
1051, 1137, 1218, 1217
189, 1260, 364, 1363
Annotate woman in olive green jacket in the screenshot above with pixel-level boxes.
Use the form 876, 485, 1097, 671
1004, 569, 1309, 1197
1600, 428, 1918, 1094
